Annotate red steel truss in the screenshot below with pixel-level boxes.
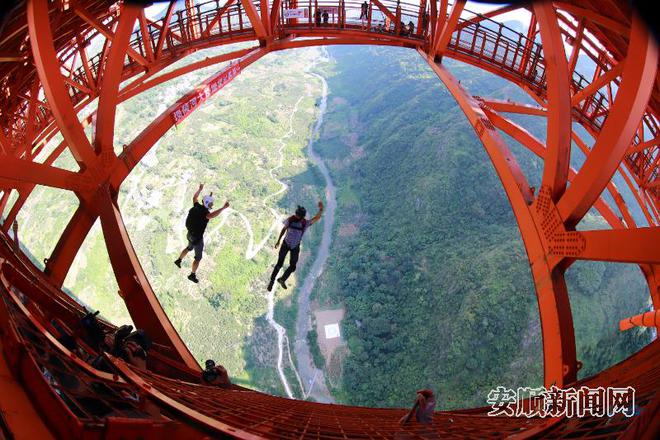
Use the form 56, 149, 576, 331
0, 0, 658, 438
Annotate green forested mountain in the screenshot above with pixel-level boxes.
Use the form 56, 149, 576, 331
307, 45, 653, 409
12, 43, 653, 410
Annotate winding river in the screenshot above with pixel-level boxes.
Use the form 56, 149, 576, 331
292, 52, 337, 403
205, 50, 335, 400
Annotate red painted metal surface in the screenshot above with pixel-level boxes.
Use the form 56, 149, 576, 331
0, 0, 658, 438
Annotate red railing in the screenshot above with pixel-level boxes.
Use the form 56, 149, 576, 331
0, 267, 183, 438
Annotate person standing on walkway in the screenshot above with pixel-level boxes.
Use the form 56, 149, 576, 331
175, 184, 229, 283
268, 201, 324, 291
360, 1, 369, 20
315, 8, 322, 26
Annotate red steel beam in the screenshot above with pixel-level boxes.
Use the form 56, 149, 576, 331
260, 0, 270, 36
570, 132, 638, 228
566, 19, 584, 80
552, 1, 628, 36
0, 52, 23, 62
626, 138, 657, 156
22, 82, 41, 150
0, 139, 70, 233
73, 5, 149, 67
370, 0, 397, 24
95, 3, 140, 156
0, 122, 11, 154
647, 191, 660, 223
619, 309, 659, 331
203, 0, 237, 37
0, 186, 26, 229
486, 108, 624, 230
519, 12, 538, 76
486, 109, 545, 157
156, 1, 177, 57
97, 186, 198, 370
429, 0, 437, 48
456, 4, 521, 31
571, 61, 624, 106
241, 0, 268, 39
421, 50, 577, 386
489, 96, 652, 258
416, 0, 427, 38
150, 17, 184, 44
573, 129, 660, 309
119, 46, 256, 103
43, 201, 98, 287
185, 0, 200, 40
440, 0, 448, 22
535, 2, 571, 202
481, 99, 547, 116
620, 166, 657, 226
61, 74, 92, 95
0, 191, 10, 218
138, 10, 155, 63
433, 0, 466, 57
27, 0, 96, 168
640, 265, 660, 310
578, 227, 660, 264
557, 16, 658, 228
0, 155, 89, 192
76, 34, 97, 88
270, 0, 282, 34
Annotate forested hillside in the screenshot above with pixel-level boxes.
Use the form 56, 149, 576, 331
16, 46, 327, 396
309, 45, 653, 409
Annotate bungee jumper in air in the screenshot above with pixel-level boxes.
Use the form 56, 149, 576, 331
267, 201, 324, 291
175, 183, 229, 283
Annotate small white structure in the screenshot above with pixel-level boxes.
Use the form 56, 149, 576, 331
324, 323, 340, 339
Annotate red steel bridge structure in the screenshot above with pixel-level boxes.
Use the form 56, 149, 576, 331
0, 0, 659, 438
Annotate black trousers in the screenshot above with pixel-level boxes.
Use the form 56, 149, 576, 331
270, 242, 300, 282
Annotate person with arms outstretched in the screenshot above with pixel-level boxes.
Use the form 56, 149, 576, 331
267, 201, 324, 291
175, 184, 229, 283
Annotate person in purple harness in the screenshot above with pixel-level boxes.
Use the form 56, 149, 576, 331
267, 201, 324, 291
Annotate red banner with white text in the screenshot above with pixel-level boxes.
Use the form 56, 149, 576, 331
172, 63, 241, 125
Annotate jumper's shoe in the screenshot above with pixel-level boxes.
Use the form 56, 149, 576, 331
267, 279, 275, 292
277, 277, 288, 290
188, 273, 199, 283
174, 259, 182, 268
